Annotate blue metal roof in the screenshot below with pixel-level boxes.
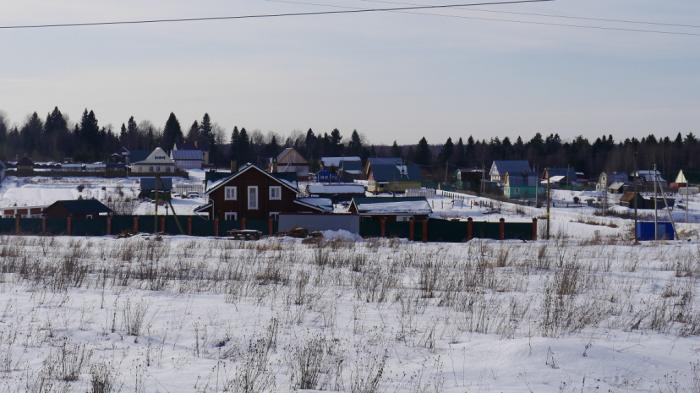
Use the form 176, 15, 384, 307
172, 150, 204, 160
371, 163, 422, 182
140, 177, 173, 191
492, 160, 532, 175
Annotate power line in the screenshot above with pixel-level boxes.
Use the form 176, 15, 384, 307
357, 0, 700, 29
0, 0, 553, 30
268, 0, 700, 37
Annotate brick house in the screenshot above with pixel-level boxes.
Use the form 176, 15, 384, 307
195, 163, 329, 222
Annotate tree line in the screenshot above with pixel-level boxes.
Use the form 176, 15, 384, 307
0, 107, 698, 179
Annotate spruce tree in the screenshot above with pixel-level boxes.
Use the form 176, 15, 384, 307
348, 130, 363, 156
391, 141, 402, 158
414, 137, 432, 166
161, 112, 183, 150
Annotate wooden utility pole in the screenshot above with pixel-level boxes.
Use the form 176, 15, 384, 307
653, 163, 658, 241
545, 167, 551, 240
633, 151, 638, 242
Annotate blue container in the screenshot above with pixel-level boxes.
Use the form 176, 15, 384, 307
636, 221, 675, 241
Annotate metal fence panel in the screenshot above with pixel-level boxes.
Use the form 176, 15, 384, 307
0, 218, 15, 234
112, 216, 134, 234
428, 219, 467, 242
360, 218, 381, 238
386, 221, 410, 239
191, 217, 213, 236
20, 218, 43, 235
72, 218, 107, 236
279, 214, 360, 234
504, 223, 532, 240
473, 222, 500, 240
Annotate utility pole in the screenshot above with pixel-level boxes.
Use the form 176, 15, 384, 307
653, 163, 658, 241
154, 176, 159, 235
633, 151, 638, 242
545, 167, 551, 240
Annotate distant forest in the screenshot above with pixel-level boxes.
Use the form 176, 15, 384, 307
1, 107, 699, 179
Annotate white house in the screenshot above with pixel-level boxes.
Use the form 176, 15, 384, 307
130, 147, 177, 174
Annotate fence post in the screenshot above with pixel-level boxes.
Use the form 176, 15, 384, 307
240, 217, 246, 230
409, 219, 415, 241
268, 217, 274, 235
15, 214, 20, 235
379, 217, 387, 237
187, 216, 193, 236
499, 218, 505, 240
532, 217, 538, 241
67, 215, 72, 236
42, 217, 47, 235
467, 217, 473, 241
133, 216, 139, 233
214, 218, 220, 236
106, 216, 112, 235
422, 219, 428, 242
159, 216, 165, 233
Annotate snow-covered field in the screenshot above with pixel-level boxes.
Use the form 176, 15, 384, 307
0, 235, 699, 392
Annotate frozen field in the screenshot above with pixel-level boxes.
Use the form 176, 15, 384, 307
0, 235, 699, 392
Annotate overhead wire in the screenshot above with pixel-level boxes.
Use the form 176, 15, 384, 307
0, 0, 553, 30
266, 0, 700, 37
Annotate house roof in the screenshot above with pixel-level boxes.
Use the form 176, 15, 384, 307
171, 149, 204, 160
140, 177, 173, 192
340, 160, 363, 173
205, 163, 299, 195
46, 199, 112, 215
128, 150, 150, 163
133, 147, 176, 166
546, 167, 577, 179
295, 198, 333, 212
492, 160, 532, 175
676, 170, 688, 184
368, 157, 403, 166
321, 156, 361, 167
0, 161, 5, 170
276, 148, 308, 166
634, 170, 666, 182
307, 183, 366, 195
608, 182, 625, 190
350, 196, 432, 215
370, 162, 422, 183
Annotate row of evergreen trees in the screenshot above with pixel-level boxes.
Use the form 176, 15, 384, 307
1, 107, 698, 178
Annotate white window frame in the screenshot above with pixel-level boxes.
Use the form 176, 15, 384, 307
396, 215, 412, 222
224, 212, 238, 221
269, 212, 279, 221
269, 186, 282, 201
224, 186, 237, 201
248, 186, 259, 210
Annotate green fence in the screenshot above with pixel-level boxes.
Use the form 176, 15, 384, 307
360, 218, 381, 238
72, 218, 107, 236
428, 219, 467, 242
386, 221, 410, 239
0, 218, 15, 234
473, 222, 501, 239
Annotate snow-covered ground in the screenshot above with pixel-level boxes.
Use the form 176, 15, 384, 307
0, 235, 699, 392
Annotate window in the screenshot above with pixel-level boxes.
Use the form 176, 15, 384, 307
396, 215, 412, 222
248, 186, 258, 210
269, 186, 282, 201
269, 212, 279, 221
225, 186, 237, 201
224, 212, 237, 221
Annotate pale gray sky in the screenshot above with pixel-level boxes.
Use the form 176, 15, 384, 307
0, 0, 698, 144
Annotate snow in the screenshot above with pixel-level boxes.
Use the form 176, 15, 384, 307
320, 229, 363, 241
0, 176, 140, 208
0, 236, 698, 392
307, 183, 366, 194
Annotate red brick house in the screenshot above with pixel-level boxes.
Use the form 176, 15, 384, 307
195, 163, 329, 222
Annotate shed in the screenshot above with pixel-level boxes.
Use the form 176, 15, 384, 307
348, 196, 432, 222
139, 177, 173, 199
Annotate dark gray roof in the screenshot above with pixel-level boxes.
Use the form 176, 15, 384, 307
140, 177, 173, 192
368, 157, 403, 166
340, 160, 362, 172
492, 160, 532, 175
371, 162, 422, 182
47, 199, 112, 215
546, 167, 577, 178
172, 150, 203, 160
128, 150, 150, 163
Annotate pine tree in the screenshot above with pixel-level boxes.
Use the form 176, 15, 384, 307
348, 130, 363, 156
238, 128, 251, 164
20, 112, 44, 158
391, 141, 402, 158
330, 128, 343, 156
455, 137, 466, 167
230, 126, 240, 164
438, 137, 454, 165
44, 107, 69, 159
161, 112, 183, 150
414, 137, 431, 166
186, 121, 200, 146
